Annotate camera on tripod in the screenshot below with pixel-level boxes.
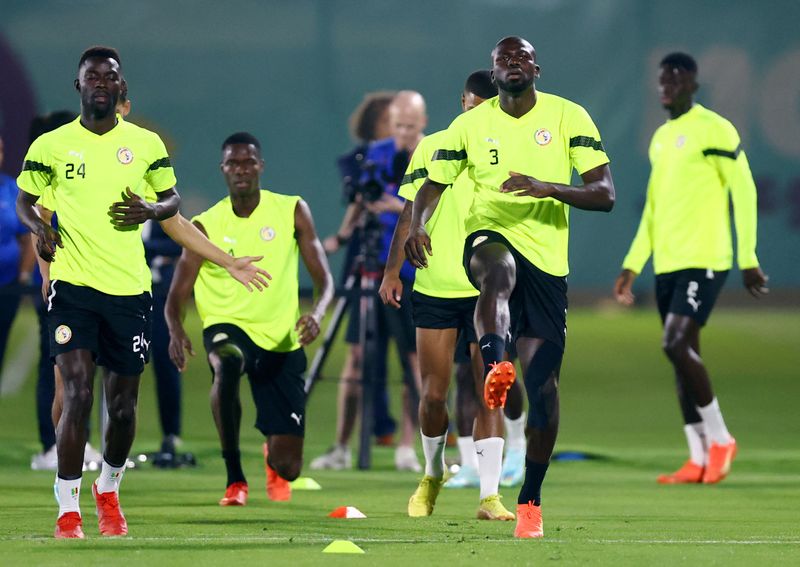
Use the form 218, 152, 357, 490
342, 157, 385, 204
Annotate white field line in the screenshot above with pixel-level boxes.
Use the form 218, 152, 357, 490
2, 535, 799, 545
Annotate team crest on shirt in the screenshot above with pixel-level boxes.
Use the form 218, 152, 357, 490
260, 226, 276, 241
117, 147, 134, 164
675, 135, 686, 148
534, 128, 552, 146
55, 325, 72, 345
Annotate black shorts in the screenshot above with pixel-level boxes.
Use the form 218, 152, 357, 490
463, 230, 568, 351
655, 269, 729, 326
345, 278, 416, 354
203, 323, 307, 437
412, 291, 477, 362
47, 280, 152, 375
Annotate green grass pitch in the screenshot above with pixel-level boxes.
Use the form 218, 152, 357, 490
1, 301, 798, 565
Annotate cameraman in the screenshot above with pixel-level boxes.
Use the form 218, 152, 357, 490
313, 91, 427, 471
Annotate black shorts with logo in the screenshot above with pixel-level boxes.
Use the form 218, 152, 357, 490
463, 230, 568, 351
655, 269, 729, 326
412, 291, 477, 362
203, 323, 307, 437
47, 280, 152, 375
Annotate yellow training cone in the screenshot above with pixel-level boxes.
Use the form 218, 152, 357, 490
290, 477, 322, 490
322, 540, 365, 554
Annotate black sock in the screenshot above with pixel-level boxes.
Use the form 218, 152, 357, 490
478, 333, 506, 377
222, 450, 246, 486
518, 458, 549, 506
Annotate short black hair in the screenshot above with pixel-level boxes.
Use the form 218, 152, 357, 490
29, 110, 79, 144
464, 70, 497, 99
222, 132, 261, 152
660, 52, 697, 74
78, 45, 122, 70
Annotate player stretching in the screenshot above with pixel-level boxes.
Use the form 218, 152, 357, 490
614, 53, 768, 484
15, 47, 269, 539
166, 133, 334, 506
405, 37, 615, 538
380, 70, 515, 520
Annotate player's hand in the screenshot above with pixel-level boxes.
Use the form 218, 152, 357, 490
108, 187, 156, 227
35, 224, 62, 262
228, 256, 272, 292
41, 278, 50, 304
404, 224, 432, 269
500, 171, 555, 198
295, 312, 322, 346
322, 234, 340, 254
168, 328, 195, 372
742, 267, 769, 298
379, 272, 404, 309
614, 269, 637, 306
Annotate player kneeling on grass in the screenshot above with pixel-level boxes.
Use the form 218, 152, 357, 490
166, 132, 334, 506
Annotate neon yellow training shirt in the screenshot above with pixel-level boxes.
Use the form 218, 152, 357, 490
192, 190, 302, 352
426, 93, 610, 277
398, 131, 478, 298
622, 104, 759, 275
17, 116, 176, 296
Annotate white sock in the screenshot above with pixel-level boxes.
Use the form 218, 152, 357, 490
421, 431, 447, 479
475, 437, 504, 500
504, 413, 526, 451
457, 436, 478, 470
56, 476, 82, 517
696, 397, 732, 445
96, 459, 126, 494
684, 423, 707, 466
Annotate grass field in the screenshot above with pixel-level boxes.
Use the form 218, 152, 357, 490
1, 301, 798, 565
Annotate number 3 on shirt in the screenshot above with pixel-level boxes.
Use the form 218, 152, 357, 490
65, 163, 86, 179
489, 149, 499, 165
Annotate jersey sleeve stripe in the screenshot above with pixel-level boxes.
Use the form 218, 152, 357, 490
702, 145, 741, 159
432, 149, 467, 161
401, 167, 428, 186
147, 157, 172, 171
22, 160, 53, 174
569, 136, 605, 152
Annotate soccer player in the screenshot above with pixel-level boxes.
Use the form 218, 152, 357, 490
380, 70, 514, 521
614, 52, 768, 485
15, 46, 269, 539
165, 132, 334, 506
404, 37, 615, 538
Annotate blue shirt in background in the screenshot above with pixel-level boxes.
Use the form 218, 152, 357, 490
0, 173, 27, 286
361, 138, 415, 282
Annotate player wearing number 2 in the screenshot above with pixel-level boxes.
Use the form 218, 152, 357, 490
614, 52, 768, 486
15, 46, 269, 539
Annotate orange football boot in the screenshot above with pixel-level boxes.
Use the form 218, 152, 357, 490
219, 481, 249, 506
55, 512, 85, 539
92, 482, 128, 536
263, 443, 291, 501
657, 460, 704, 484
514, 501, 543, 538
703, 437, 737, 484
483, 361, 516, 410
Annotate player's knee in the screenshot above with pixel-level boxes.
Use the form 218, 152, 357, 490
478, 260, 515, 295
272, 457, 301, 481
212, 346, 244, 378
527, 375, 559, 429
662, 332, 689, 361
62, 385, 93, 416
107, 399, 136, 427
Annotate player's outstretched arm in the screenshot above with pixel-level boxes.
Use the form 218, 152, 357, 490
404, 178, 446, 268
164, 247, 202, 371
16, 189, 62, 262
501, 164, 615, 212
294, 200, 335, 346
379, 201, 413, 308
159, 214, 271, 292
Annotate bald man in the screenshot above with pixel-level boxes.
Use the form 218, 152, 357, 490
311, 91, 426, 472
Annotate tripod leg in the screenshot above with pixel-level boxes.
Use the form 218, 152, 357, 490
304, 274, 355, 395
